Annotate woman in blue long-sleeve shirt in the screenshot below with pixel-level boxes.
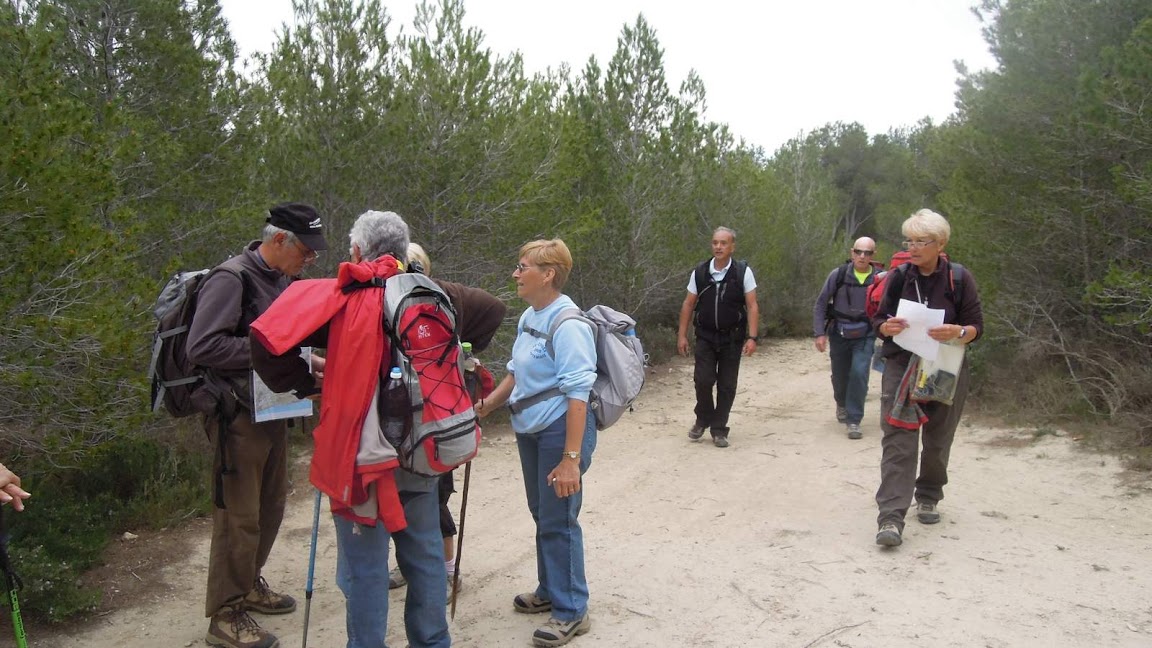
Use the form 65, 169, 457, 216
477, 238, 597, 648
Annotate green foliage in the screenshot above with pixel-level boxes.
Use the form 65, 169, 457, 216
935, 0, 1152, 424
6, 433, 211, 622
6, 0, 1152, 626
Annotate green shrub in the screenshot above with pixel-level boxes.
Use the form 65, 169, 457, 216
3, 432, 211, 623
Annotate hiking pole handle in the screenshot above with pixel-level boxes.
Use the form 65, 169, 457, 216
450, 461, 471, 620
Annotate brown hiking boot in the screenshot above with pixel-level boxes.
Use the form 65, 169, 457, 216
244, 576, 297, 615
206, 603, 280, 648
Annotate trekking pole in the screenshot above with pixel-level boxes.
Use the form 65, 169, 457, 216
449, 460, 471, 619
0, 507, 28, 648
301, 488, 322, 648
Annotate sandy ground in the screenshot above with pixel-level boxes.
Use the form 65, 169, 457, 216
33, 338, 1152, 648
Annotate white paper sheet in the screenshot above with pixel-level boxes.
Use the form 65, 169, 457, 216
892, 299, 946, 361
252, 346, 314, 422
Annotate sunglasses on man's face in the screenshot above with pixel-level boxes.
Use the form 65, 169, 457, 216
852, 249, 875, 256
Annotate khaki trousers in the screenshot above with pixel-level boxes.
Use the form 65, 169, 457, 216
875, 354, 971, 532
204, 410, 288, 616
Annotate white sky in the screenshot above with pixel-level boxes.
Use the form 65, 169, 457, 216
218, 0, 998, 154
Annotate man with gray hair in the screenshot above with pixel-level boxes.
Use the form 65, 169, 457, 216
677, 226, 759, 448
250, 210, 504, 648
187, 202, 328, 648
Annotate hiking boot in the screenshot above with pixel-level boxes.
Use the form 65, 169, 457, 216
836, 405, 848, 424
917, 501, 941, 524
688, 424, 706, 441
206, 603, 280, 648
513, 591, 552, 614
875, 522, 902, 547
847, 423, 862, 440
389, 566, 406, 589
244, 577, 296, 615
532, 613, 591, 647
712, 435, 729, 448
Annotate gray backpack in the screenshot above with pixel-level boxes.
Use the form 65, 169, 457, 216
512, 305, 646, 430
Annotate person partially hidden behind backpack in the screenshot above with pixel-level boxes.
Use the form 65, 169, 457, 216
186, 203, 328, 648
249, 212, 505, 648
676, 227, 760, 448
812, 237, 880, 440
388, 242, 507, 596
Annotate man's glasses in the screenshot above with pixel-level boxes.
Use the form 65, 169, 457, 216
294, 240, 318, 262
902, 239, 936, 250
514, 263, 535, 273
852, 249, 875, 256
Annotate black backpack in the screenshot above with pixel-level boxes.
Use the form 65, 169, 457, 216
148, 266, 244, 418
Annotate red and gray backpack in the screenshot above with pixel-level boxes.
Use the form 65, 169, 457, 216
868, 252, 967, 319
380, 272, 480, 476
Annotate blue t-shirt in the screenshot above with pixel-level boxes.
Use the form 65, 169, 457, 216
507, 295, 597, 434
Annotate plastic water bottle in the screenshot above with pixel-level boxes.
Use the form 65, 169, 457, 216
461, 342, 480, 403
625, 327, 636, 337
382, 367, 410, 448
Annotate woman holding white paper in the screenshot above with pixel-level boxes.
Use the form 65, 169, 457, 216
869, 209, 984, 548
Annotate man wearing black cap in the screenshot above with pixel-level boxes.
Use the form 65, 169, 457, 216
187, 203, 327, 648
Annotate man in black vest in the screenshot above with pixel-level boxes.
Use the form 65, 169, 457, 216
812, 237, 879, 440
676, 227, 759, 448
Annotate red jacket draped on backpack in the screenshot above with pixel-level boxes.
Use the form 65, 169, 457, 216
250, 256, 408, 531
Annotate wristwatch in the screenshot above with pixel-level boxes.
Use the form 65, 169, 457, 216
562, 450, 581, 460
746, 335, 759, 342
958, 326, 968, 339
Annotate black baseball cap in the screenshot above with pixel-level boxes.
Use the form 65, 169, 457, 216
267, 203, 328, 251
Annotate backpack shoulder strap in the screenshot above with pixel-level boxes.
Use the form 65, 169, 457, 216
947, 261, 967, 312
694, 260, 711, 292
880, 262, 910, 317
832, 262, 851, 296
508, 307, 593, 415
732, 259, 748, 286
523, 308, 592, 358
205, 263, 255, 332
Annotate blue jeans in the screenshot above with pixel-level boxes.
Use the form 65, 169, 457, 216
333, 489, 449, 648
516, 410, 597, 622
829, 331, 875, 425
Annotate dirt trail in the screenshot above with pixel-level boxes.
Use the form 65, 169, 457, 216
38, 339, 1152, 648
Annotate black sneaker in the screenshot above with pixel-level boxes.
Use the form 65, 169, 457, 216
847, 423, 862, 440
876, 522, 902, 547
388, 566, 406, 589
916, 501, 940, 524
533, 613, 591, 647
836, 405, 848, 424
712, 435, 729, 448
688, 424, 706, 441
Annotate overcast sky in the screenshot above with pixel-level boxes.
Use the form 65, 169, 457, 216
218, 0, 998, 154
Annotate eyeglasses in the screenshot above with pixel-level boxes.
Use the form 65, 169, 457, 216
902, 239, 936, 250
851, 249, 875, 256
294, 240, 318, 262
513, 263, 536, 273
